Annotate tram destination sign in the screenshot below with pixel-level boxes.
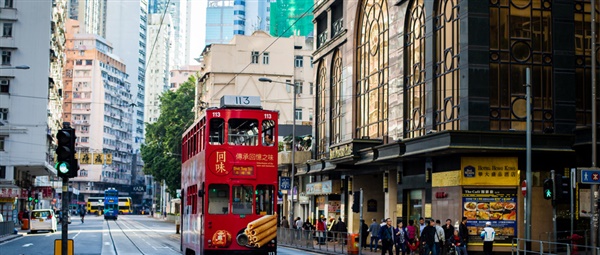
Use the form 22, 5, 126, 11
220, 95, 261, 108
580, 169, 600, 184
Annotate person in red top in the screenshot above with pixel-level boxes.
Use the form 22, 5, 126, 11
316, 217, 326, 244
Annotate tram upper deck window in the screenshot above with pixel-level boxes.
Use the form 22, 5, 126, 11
208, 184, 229, 214
228, 119, 259, 146
262, 120, 275, 146
209, 118, 224, 145
232, 185, 253, 214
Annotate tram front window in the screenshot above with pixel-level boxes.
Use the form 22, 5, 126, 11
232, 185, 253, 214
208, 184, 230, 214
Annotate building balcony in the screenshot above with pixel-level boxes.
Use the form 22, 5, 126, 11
278, 151, 312, 165
0, 8, 17, 21
0, 37, 16, 49
317, 31, 328, 48
332, 18, 344, 38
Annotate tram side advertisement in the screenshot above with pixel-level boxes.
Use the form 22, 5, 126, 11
462, 188, 517, 244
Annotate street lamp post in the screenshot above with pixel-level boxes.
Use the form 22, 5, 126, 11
259, 77, 297, 224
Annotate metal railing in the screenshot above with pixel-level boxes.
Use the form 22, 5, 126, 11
0, 221, 14, 236
277, 227, 352, 254
512, 238, 600, 255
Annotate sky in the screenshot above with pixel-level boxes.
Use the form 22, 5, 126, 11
189, 0, 207, 64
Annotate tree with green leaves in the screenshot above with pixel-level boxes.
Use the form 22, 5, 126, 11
141, 76, 196, 195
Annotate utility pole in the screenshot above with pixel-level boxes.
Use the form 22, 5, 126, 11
592, 0, 598, 251
525, 68, 532, 247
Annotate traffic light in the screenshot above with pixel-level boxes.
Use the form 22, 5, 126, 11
352, 191, 361, 213
543, 178, 553, 200
55, 126, 78, 178
33, 193, 39, 203
554, 174, 571, 201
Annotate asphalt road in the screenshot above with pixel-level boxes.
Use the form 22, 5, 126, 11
0, 215, 328, 255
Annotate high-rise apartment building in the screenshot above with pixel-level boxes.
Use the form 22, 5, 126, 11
269, 0, 314, 37
105, 0, 147, 150
105, 0, 148, 205
206, 0, 272, 45
67, 0, 107, 38
0, 0, 66, 219
145, 13, 173, 124
63, 19, 134, 196
148, 0, 192, 67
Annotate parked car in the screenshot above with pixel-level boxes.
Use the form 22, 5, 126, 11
29, 209, 57, 234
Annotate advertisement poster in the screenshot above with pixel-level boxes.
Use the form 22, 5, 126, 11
462, 188, 517, 244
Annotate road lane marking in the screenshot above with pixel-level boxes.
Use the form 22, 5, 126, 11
73, 230, 82, 239
104, 242, 111, 245
22, 243, 33, 247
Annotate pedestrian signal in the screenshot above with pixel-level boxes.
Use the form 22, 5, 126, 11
543, 178, 553, 200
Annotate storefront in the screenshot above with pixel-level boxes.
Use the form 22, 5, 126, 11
306, 180, 341, 223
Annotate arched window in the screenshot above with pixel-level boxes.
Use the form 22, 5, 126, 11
574, 0, 600, 126
405, 0, 426, 138
316, 60, 328, 158
331, 50, 342, 145
355, 0, 389, 139
435, 0, 460, 131
489, 0, 553, 131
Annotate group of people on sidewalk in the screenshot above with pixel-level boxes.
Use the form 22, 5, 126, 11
365, 216, 496, 255
279, 215, 348, 245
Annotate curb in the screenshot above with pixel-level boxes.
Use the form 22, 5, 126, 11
0, 234, 23, 244
278, 244, 344, 255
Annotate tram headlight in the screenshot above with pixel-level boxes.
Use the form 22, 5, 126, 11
236, 233, 249, 246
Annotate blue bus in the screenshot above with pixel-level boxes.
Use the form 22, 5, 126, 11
103, 188, 119, 220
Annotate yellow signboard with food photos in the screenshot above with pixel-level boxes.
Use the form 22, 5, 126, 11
460, 157, 520, 186
463, 188, 517, 244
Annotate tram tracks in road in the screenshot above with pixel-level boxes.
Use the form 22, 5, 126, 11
105, 219, 146, 255
104, 216, 179, 255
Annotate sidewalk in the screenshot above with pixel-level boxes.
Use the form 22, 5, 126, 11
0, 228, 27, 244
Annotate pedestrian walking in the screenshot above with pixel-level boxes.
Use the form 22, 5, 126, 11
459, 217, 469, 255
316, 217, 327, 244
361, 220, 370, 249
434, 220, 445, 255
368, 218, 381, 252
394, 221, 408, 255
420, 220, 437, 255
80, 209, 85, 223
407, 220, 417, 255
336, 217, 347, 244
443, 219, 455, 255
379, 218, 394, 255
480, 222, 495, 255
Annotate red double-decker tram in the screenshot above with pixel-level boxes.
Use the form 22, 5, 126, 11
181, 96, 278, 255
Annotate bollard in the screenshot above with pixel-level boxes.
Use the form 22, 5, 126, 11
176, 220, 180, 234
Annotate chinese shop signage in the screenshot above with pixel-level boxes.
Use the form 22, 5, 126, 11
461, 157, 519, 186
462, 188, 517, 244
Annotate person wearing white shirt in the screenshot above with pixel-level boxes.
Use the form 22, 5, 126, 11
480, 222, 496, 255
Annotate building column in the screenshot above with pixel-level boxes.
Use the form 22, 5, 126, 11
384, 167, 398, 221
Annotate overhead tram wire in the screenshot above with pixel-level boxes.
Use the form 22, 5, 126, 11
221, 2, 318, 90
146, 0, 172, 66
